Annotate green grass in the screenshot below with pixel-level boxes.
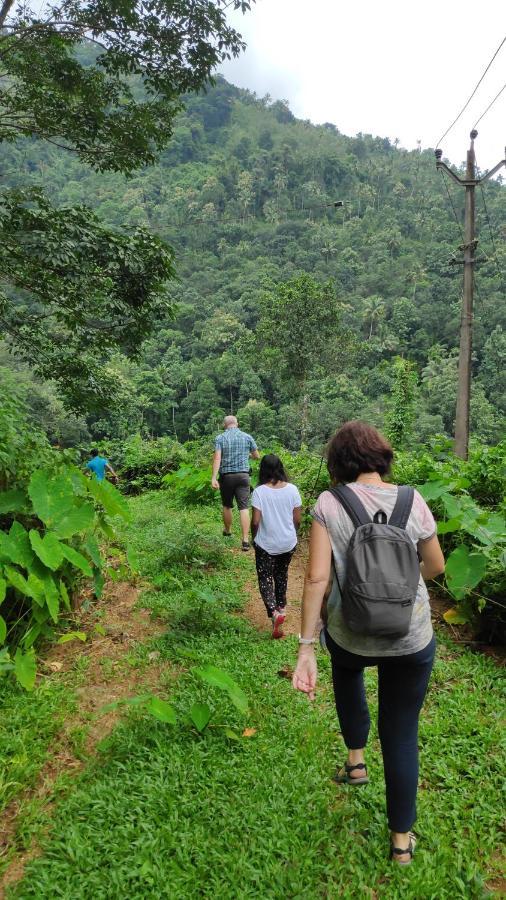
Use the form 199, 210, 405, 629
6, 492, 506, 899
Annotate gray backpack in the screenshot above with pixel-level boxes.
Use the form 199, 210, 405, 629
329, 485, 419, 638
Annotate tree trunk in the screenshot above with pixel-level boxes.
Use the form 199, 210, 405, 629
0, 0, 15, 27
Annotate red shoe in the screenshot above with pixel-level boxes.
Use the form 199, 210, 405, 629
272, 609, 286, 639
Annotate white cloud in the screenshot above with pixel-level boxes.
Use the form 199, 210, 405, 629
221, 0, 506, 172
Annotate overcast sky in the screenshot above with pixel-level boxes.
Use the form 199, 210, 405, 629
220, 0, 506, 174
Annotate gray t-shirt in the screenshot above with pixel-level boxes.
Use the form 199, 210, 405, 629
313, 484, 436, 656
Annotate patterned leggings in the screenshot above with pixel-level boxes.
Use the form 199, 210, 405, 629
254, 544, 295, 618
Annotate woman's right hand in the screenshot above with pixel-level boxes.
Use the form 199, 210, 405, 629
292, 647, 317, 701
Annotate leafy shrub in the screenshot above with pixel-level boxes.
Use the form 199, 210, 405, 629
162, 464, 216, 506
0, 367, 54, 490
417, 475, 505, 633
0, 466, 130, 689
107, 434, 187, 494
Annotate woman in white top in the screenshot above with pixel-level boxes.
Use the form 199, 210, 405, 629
251, 454, 302, 638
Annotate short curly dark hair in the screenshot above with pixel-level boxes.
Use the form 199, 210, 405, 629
326, 421, 393, 483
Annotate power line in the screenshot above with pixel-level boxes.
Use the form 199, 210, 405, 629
474, 152, 505, 288
473, 81, 506, 129
438, 168, 464, 241
436, 34, 506, 148
478, 181, 505, 287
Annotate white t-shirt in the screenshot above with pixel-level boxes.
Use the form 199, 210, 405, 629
251, 483, 302, 555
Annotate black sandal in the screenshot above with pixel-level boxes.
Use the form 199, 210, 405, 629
390, 833, 416, 865
333, 762, 369, 785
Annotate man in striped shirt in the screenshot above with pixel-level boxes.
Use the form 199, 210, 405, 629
212, 415, 259, 550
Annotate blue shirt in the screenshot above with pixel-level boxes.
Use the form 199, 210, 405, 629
86, 455, 109, 481
214, 428, 257, 474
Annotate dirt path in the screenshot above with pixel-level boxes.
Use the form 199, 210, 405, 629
0, 580, 170, 897
241, 542, 307, 637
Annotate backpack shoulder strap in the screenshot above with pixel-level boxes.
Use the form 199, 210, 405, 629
389, 485, 414, 530
328, 485, 372, 529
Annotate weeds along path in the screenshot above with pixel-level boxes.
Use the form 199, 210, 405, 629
0, 577, 173, 896
2, 492, 505, 899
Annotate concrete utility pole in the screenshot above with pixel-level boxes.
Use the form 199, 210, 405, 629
435, 132, 506, 459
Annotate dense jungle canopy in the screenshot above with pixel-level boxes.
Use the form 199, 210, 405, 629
1, 64, 505, 450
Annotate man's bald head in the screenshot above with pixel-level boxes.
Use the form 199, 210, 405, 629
223, 415, 238, 429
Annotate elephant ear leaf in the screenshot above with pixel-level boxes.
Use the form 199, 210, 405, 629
29, 531, 64, 571
14, 647, 37, 691
28, 471, 75, 528
446, 546, 487, 601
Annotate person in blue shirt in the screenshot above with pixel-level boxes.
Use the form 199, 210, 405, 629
212, 416, 259, 550
86, 449, 118, 483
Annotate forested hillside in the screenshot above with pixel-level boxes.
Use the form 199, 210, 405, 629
1, 76, 505, 448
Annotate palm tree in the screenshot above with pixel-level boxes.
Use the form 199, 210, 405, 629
362, 296, 386, 339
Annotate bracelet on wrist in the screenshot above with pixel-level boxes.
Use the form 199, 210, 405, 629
298, 634, 316, 645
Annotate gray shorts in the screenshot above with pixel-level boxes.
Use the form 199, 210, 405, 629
219, 472, 250, 510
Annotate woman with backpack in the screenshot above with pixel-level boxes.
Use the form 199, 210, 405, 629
251, 454, 302, 638
292, 421, 445, 865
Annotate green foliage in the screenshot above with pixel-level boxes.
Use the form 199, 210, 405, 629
0, 462, 130, 689
416, 473, 505, 626
113, 434, 188, 494
0, 2, 252, 171
162, 464, 216, 506
384, 357, 418, 449
8, 486, 504, 895
0, 189, 176, 408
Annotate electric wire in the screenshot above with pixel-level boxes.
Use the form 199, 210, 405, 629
479, 181, 505, 288
436, 34, 506, 148
473, 81, 506, 129
474, 153, 505, 290
438, 168, 464, 241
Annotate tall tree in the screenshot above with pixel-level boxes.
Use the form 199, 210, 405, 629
258, 274, 350, 444
0, 0, 253, 405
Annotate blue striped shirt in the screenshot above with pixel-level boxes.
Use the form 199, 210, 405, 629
214, 428, 257, 474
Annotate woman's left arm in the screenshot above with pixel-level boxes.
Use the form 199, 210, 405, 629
251, 507, 261, 540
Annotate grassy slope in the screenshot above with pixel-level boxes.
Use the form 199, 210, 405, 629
7, 492, 505, 900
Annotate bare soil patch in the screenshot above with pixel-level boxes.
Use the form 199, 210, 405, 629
0, 579, 170, 897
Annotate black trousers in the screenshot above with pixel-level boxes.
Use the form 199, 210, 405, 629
326, 629, 436, 833
254, 543, 295, 617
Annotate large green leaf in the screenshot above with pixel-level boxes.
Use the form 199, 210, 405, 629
446, 545, 488, 601
0, 489, 27, 514
417, 481, 449, 502
0, 578, 6, 604
437, 518, 462, 535
22, 622, 44, 649
31, 561, 61, 622
60, 544, 93, 577
29, 531, 64, 571
9, 522, 36, 568
86, 479, 130, 521
84, 535, 102, 569
60, 580, 71, 610
14, 647, 37, 691
5, 565, 31, 596
145, 696, 177, 724
53, 502, 95, 539
0, 614, 6, 645
28, 471, 75, 528
193, 664, 249, 714
0, 524, 35, 568
26, 573, 46, 606
190, 702, 212, 733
